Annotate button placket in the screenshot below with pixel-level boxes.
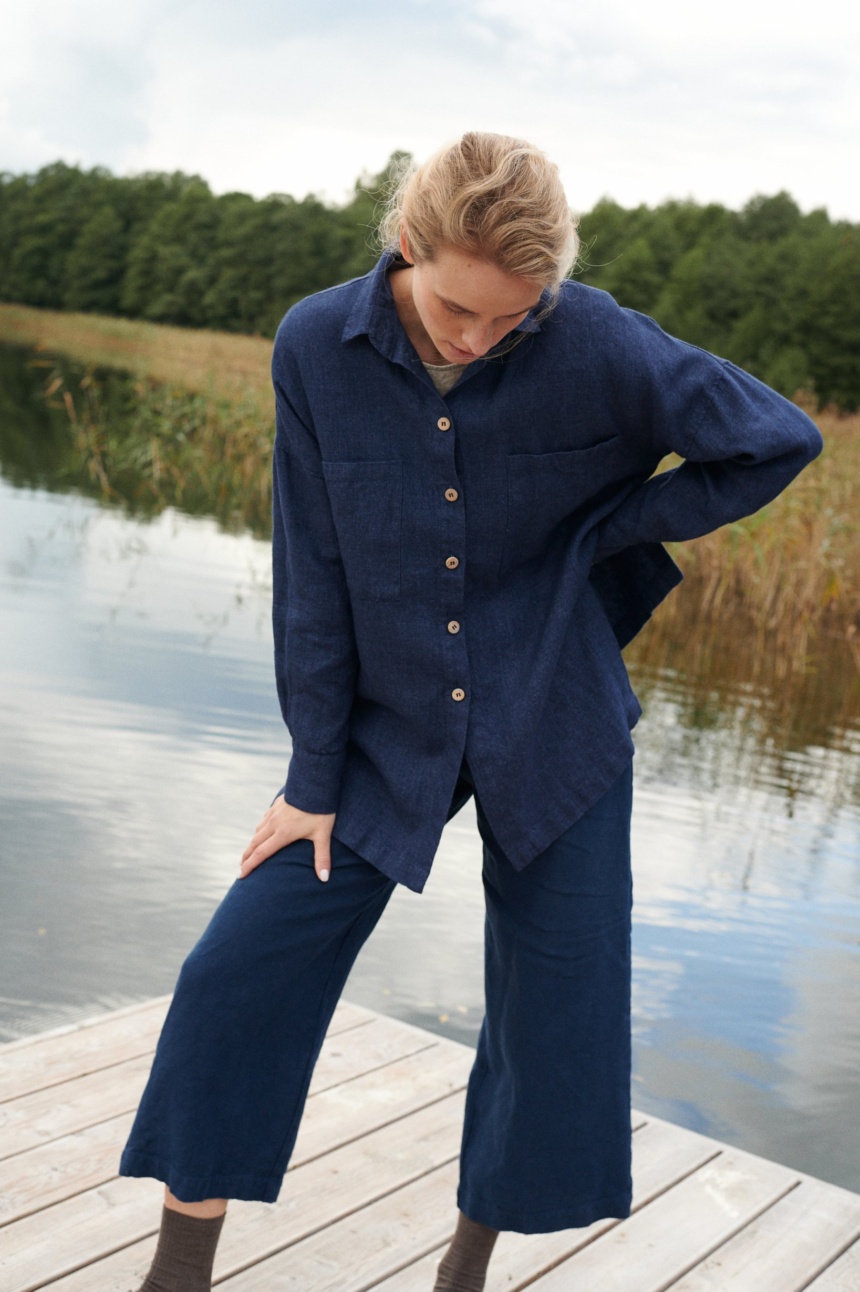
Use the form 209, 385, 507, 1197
432, 410, 467, 712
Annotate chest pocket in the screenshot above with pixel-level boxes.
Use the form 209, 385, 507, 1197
500, 437, 624, 580
321, 459, 402, 601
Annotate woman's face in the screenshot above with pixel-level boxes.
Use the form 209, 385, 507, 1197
401, 232, 545, 364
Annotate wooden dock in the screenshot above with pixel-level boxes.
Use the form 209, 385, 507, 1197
1, 996, 859, 1291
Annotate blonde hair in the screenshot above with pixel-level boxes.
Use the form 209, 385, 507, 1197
378, 132, 579, 295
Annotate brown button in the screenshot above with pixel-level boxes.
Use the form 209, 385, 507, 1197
445, 555, 459, 569
437, 416, 451, 431
444, 488, 459, 502
452, 688, 466, 701
448, 620, 460, 634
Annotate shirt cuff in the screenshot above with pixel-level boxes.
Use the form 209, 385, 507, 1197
283, 746, 347, 815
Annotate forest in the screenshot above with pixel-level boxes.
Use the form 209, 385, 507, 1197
0, 156, 858, 410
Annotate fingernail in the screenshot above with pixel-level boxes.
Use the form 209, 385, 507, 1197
319, 869, 330, 883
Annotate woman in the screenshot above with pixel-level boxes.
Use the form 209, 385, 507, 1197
120, 133, 823, 1291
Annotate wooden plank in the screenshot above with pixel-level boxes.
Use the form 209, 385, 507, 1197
523, 1147, 798, 1290
365, 1250, 442, 1291
803, 1238, 860, 1289
26, 1237, 169, 1291
0, 999, 373, 1104
218, 1093, 462, 1283
219, 1160, 462, 1291
485, 1116, 725, 1292
0, 1039, 471, 1228
669, 1177, 860, 1290
0, 1112, 136, 1228
0, 1014, 434, 1161
305, 1000, 378, 1037
627, 1114, 723, 1205
303, 1014, 440, 1097
0, 1177, 164, 1292
289, 1042, 473, 1168
371, 1113, 722, 1292
0, 1056, 153, 1161
1, 1092, 466, 1292
0, 1003, 169, 1104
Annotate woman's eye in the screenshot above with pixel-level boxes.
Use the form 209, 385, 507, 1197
444, 302, 466, 315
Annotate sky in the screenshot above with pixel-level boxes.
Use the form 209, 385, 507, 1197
1, 0, 858, 219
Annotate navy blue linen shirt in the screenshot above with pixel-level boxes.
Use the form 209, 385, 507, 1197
271, 249, 823, 892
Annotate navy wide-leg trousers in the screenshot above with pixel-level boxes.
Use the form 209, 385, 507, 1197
119, 758, 634, 1234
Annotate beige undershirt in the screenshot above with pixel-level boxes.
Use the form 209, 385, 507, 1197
423, 360, 470, 396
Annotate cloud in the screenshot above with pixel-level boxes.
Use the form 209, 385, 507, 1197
0, 0, 158, 170
1, 0, 858, 218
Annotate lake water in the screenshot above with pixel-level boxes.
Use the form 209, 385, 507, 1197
1, 346, 859, 1194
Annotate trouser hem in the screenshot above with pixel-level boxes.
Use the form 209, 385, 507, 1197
118, 1148, 282, 1204
455, 1185, 633, 1235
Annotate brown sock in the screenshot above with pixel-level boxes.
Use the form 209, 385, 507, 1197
433, 1211, 500, 1292
137, 1205, 226, 1292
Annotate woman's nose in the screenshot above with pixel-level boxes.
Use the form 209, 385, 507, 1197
462, 323, 494, 356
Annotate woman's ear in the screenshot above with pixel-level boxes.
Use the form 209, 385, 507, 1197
399, 227, 414, 264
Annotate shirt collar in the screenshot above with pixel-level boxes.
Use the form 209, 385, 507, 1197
342, 248, 410, 359
342, 248, 546, 362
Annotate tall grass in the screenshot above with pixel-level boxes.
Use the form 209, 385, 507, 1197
43, 362, 274, 536
0, 302, 273, 415
654, 401, 860, 671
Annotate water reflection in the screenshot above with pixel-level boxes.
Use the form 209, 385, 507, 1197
0, 345, 858, 1196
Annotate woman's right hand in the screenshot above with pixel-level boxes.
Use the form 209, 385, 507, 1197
239, 795, 336, 883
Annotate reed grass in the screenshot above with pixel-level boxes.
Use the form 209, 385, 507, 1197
654, 401, 860, 671
1, 301, 856, 672
0, 302, 273, 416
43, 363, 274, 536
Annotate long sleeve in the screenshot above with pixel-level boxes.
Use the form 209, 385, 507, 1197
593, 315, 824, 563
271, 353, 358, 815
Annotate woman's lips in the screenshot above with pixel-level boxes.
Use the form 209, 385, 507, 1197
448, 342, 479, 362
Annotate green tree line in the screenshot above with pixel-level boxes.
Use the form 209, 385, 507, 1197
1, 158, 858, 409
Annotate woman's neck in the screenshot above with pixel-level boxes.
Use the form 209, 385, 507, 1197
388, 265, 450, 364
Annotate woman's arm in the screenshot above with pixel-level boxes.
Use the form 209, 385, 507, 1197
240, 329, 359, 881
592, 316, 824, 563
270, 381, 358, 814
